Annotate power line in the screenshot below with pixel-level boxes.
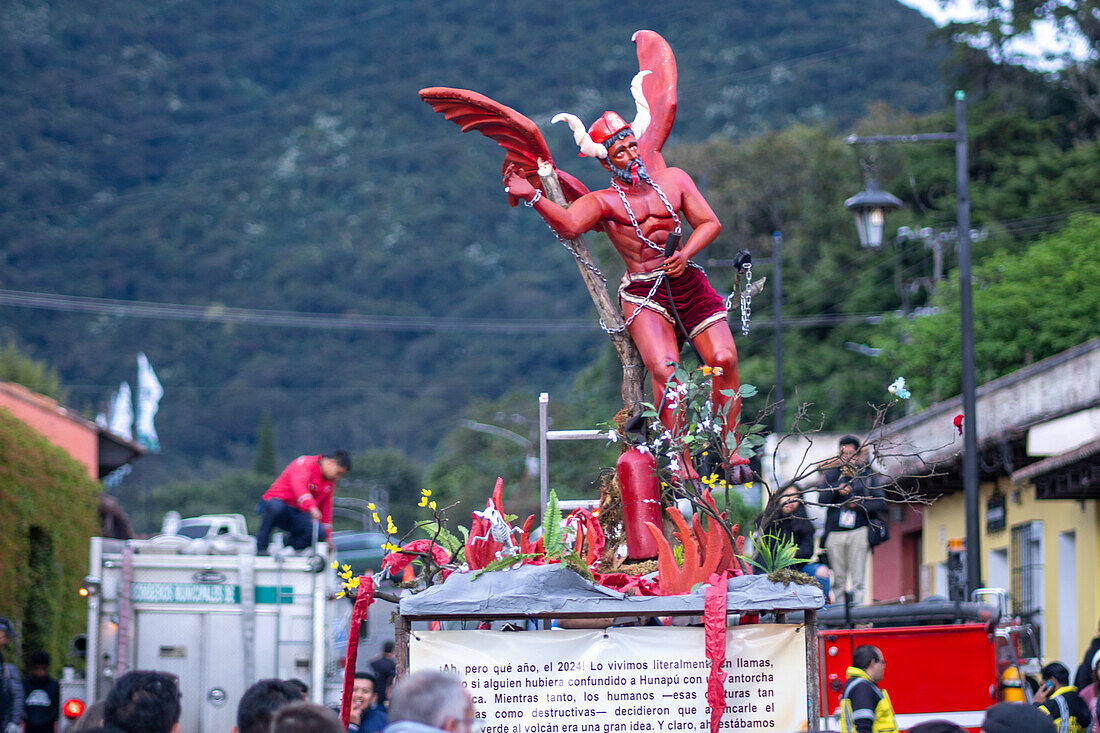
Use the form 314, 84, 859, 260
0, 288, 594, 333
0, 287, 910, 333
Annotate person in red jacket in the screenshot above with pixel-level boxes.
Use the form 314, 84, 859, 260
256, 451, 350, 555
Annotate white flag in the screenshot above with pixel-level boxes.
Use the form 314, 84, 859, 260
109, 382, 134, 441
135, 353, 163, 452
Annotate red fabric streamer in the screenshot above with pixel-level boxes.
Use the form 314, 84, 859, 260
382, 539, 451, 575
339, 575, 376, 730
704, 573, 728, 733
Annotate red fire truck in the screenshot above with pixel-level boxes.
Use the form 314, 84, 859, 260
814, 590, 1041, 732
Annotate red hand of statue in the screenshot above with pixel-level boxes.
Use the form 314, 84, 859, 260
503, 165, 536, 201
662, 249, 687, 277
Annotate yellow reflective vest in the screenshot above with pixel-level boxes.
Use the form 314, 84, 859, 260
839, 667, 898, 733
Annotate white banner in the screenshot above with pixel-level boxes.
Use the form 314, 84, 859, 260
108, 381, 133, 441
135, 352, 163, 451
410, 625, 807, 733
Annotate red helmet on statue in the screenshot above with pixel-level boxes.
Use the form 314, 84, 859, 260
587, 111, 631, 145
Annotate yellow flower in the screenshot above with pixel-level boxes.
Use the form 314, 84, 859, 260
701, 472, 720, 487
418, 497, 428, 507
386, 516, 398, 534
336, 591, 346, 599
421, 488, 432, 497
367, 503, 376, 511
428, 500, 437, 510
331, 560, 338, 570
745, 482, 753, 490
349, 577, 360, 588
341, 564, 351, 573
372, 512, 381, 524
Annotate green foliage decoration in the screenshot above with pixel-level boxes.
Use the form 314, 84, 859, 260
741, 533, 802, 575
0, 409, 99, 671
541, 489, 564, 559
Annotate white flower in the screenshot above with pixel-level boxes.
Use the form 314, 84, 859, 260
607, 430, 619, 444
634, 444, 651, 455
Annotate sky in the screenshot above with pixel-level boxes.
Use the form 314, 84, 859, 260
897, 0, 1090, 69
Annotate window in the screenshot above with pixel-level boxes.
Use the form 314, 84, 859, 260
1010, 521, 1044, 646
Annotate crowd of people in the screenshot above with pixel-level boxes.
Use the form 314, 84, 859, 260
51, 665, 469, 733
840, 643, 1100, 733
0, 633, 396, 733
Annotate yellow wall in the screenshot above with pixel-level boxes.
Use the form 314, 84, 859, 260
921, 476, 1100, 660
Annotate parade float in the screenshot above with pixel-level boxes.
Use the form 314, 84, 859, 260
337, 30, 824, 733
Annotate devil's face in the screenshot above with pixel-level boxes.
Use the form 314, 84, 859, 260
603, 133, 647, 185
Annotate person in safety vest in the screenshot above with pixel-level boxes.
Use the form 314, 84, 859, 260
1034, 662, 1092, 733
839, 644, 897, 733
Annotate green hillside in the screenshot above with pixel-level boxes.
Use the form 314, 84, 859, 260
1, 0, 958, 518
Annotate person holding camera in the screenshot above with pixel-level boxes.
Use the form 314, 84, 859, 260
819, 436, 885, 606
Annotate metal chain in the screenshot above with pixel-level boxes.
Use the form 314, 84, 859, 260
602, 275, 663, 333
723, 264, 753, 335
545, 221, 607, 284
610, 178, 704, 274
739, 263, 752, 335
529, 177, 710, 334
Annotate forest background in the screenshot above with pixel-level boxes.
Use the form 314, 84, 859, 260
3, 0, 1099, 536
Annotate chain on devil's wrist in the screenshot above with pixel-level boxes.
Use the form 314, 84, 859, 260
523, 189, 542, 207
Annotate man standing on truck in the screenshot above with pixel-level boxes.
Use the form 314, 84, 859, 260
256, 451, 351, 556
839, 645, 897, 733
1034, 662, 1092, 733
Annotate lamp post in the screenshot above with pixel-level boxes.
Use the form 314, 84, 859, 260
845, 90, 982, 596
460, 418, 539, 481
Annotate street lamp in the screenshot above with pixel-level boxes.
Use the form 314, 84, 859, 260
459, 419, 539, 479
844, 181, 902, 249
845, 90, 982, 596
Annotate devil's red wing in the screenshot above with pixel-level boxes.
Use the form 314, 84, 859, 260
419, 87, 590, 205
631, 30, 677, 174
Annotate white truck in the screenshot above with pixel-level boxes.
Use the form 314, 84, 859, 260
62, 515, 362, 732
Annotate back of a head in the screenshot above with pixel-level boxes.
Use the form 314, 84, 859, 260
383, 641, 395, 655
69, 701, 107, 733
104, 671, 181, 733
1040, 662, 1070, 687
388, 670, 468, 728
983, 702, 1058, 733
270, 701, 343, 733
851, 645, 881, 671
237, 678, 304, 733
909, 721, 967, 733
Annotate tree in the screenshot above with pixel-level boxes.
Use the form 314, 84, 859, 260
942, 0, 1100, 125
254, 409, 277, 476
0, 342, 67, 402
873, 213, 1100, 405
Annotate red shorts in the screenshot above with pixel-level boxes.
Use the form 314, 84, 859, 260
619, 267, 727, 344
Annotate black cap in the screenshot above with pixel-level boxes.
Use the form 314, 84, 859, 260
0, 617, 15, 636
982, 703, 1057, 733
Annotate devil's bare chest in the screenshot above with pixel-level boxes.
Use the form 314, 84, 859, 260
603, 187, 676, 228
